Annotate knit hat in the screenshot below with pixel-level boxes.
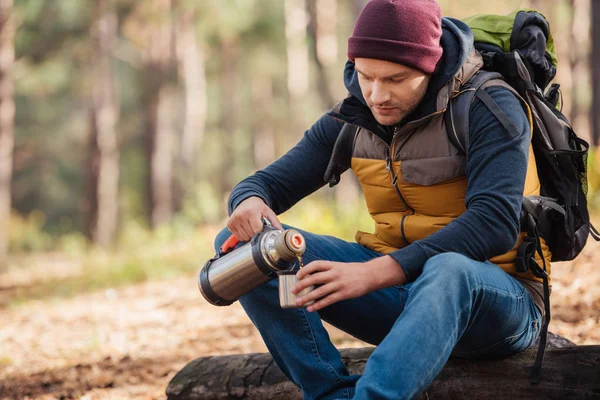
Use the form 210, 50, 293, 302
348, 0, 443, 74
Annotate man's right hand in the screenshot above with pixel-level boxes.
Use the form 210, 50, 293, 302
227, 197, 284, 241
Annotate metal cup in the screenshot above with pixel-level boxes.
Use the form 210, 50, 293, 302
278, 270, 316, 308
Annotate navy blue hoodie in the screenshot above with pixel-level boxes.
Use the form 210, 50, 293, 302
227, 18, 530, 282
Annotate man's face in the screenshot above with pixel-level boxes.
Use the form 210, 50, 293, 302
355, 58, 431, 126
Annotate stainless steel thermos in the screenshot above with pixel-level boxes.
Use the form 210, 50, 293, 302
199, 220, 307, 306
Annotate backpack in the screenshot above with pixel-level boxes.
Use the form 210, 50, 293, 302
447, 9, 600, 384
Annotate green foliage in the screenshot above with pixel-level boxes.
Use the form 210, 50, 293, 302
587, 148, 600, 212
5, 217, 216, 306
180, 180, 223, 225
8, 211, 53, 252
12, 0, 90, 233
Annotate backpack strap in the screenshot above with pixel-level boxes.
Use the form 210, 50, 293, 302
519, 196, 552, 385
448, 71, 550, 384
324, 123, 359, 187
445, 71, 527, 155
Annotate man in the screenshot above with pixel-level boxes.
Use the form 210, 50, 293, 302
214, 0, 547, 398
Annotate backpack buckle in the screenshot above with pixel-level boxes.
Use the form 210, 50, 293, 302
516, 237, 537, 273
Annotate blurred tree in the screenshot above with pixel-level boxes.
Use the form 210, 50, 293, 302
245, 1, 288, 172
0, 0, 14, 261
567, 0, 589, 135
306, 0, 336, 110
218, 35, 240, 197
86, 0, 119, 246
124, 0, 178, 228
285, 0, 309, 102
174, 4, 206, 206
208, 0, 282, 201
332, 0, 362, 209
592, 0, 600, 146
545, 1, 573, 123
251, 74, 276, 170
12, 0, 90, 235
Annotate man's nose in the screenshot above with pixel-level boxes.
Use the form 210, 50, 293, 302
370, 81, 391, 105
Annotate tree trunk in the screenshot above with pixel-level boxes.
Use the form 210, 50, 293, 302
145, 79, 176, 228
86, 0, 119, 247
567, 0, 591, 140
567, 0, 578, 124
172, 7, 205, 213
217, 37, 240, 198
0, 0, 14, 262
592, 0, 600, 146
306, 0, 336, 110
555, 0, 574, 120
167, 338, 600, 400
176, 8, 206, 174
285, 0, 309, 100
143, 0, 176, 228
251, 76, 276, 170
151, 84, 177, 226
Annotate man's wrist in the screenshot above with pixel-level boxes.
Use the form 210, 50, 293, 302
366, 255, 407, 290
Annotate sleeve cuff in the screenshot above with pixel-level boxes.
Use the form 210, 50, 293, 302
389, 243, 430, 283
227, 191, 270, 216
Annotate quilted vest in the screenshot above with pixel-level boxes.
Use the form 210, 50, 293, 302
328, 49, 551, 286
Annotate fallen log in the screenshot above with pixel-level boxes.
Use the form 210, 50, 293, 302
167, 334, 600, 399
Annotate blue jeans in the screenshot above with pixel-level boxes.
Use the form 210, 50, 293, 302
213, 225, 542, 400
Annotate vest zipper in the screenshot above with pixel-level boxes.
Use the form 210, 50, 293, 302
384, 111, 446, 244
388, 126, 419, 244
386, 127, 413, 244
385, 146, 407, 207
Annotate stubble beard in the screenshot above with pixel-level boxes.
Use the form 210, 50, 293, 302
371, 77, 430, 126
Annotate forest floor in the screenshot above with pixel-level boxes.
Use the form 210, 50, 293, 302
0, 237, 599, 399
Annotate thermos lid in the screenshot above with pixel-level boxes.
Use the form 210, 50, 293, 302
287, 231, 305, 252
274, 229, 306, 260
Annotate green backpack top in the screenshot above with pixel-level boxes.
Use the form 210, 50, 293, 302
464, 9, 557, 73
447, 9, 599, 384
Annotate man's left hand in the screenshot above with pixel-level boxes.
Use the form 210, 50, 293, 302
291, 256, 406, 312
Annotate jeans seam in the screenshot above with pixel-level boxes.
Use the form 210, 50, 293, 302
300, 307, 350, 398
461, 283, 526, 334
452, 283, 533, 359
452, 320, 532, 358
408, 300, 471, 400
471, 285, 526, 299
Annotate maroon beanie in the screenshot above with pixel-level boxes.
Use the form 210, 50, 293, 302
348, 0, 443, 74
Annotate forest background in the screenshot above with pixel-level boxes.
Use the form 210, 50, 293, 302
1, 0, 599, 399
